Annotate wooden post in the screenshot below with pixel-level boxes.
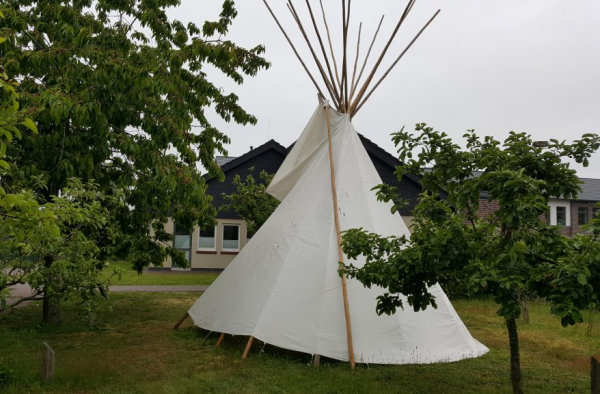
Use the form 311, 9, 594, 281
313, 354, 321, 367
42, 342, 55, 382
242, 336, 255, 360
173, 312, 190, 329
592, 356, 600, 394
325, 105, 356, 370
216, 333, 226, 347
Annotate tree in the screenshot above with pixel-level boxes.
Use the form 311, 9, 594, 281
0, 8, 37, 180
0, 1, 269, 323
0, 179, 122, 324
341, 125, 600, 394
221, 169, 279, 236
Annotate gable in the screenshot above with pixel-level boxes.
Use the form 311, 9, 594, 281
206, 147, 286, 219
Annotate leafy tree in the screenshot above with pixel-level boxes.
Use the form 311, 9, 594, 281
221, 169, 279, 236
0, 1, 269, 323
341, 125, 600, 394
0, 178, 122, 325
0, 9, 37, 178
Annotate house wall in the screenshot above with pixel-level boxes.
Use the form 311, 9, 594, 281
476, 199, 500, 219
570, 201, 599, 236
548, 198, 572, 236
161, 217, 247, 270
477, 198, 592, 236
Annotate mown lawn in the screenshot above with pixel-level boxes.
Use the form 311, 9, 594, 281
101, 260, 219, 286
1, 293, 598, 393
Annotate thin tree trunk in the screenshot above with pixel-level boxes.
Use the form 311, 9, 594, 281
42, 255, 61, 326
506, 317, 523, 394
42, 296, 61, 326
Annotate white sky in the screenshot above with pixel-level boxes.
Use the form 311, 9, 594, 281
170, 1, 600, 178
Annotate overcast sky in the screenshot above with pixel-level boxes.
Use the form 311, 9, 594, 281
170, 1, 600, 178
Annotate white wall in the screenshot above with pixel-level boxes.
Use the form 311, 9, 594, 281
548, 199, 571, 226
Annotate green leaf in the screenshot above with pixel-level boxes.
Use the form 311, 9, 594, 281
0, 37, 6, 44
577, 273, 587, 285
21, 118, 38, 134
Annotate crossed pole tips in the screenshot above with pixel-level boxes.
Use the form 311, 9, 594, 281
261, 0, 440, 369
262, 0, 440, 118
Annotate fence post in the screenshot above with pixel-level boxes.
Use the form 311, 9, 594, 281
42, 342, 55, 382
592, 356, 600, 394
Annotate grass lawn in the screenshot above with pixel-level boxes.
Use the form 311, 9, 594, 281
100, 261, 219, 286
1, 294, 597, 393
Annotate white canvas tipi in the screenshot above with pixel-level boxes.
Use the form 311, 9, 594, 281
188, 103, 488, 364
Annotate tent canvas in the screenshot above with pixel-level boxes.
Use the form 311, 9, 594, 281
188, 104, 488, 364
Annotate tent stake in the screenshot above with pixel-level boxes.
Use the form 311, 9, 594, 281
242, 336, 255, 360
216, 333, 226, 347
173, 312, 190, 329
313, 354, 321, 367
325, 105, 356, 369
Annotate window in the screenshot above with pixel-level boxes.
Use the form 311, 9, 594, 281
198, 225, 217, 251
556, 207, 566, 226
222, 224, 240, 251
578, 207, 589, 226
173, 223, 192, 267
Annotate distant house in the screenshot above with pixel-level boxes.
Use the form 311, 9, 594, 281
547, 178, 600, 236
161, 136, 423, 271
477, 176, 600, 236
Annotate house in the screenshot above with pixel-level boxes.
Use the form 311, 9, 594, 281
160, 136, 424, 271
547, 178, 600, 236
477, 176, 600, 236
161, 140, 599, 271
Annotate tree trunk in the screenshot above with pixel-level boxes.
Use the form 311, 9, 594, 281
506, 317, 523, 394
520, 300, 530, 324
42, 295, 61, 326
42, 256, 61, 326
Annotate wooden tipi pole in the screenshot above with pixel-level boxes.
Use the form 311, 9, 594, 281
325, 103, 355, 369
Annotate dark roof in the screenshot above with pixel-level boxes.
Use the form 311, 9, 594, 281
579, 178, 600, 201
436, 169, 599, 202
284, 133, 424, 188
205, 140, 287, 180
357, 134, 423, 187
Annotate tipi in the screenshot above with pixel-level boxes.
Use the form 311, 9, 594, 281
187, 0, 488, 366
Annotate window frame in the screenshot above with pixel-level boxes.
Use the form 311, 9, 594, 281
222, 224, 241, 252
198, 225, 217, 252
173, 222, 192, 268
556, 206, 567, 226
578, 207, 589, 226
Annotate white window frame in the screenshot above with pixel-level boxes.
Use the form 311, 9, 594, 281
172, 222, 192, 270
222, 224, 241, 252
548, 200, 570, 227
198, 225, 217, 252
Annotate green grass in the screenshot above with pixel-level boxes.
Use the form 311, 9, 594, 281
101, 260, 219, 286
1, 294, 598, 393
